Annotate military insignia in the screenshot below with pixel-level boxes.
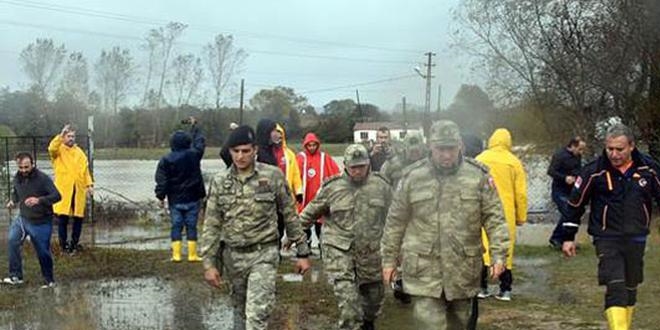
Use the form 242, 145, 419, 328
222, 180, 233, 190
307, 168, 317, 178
574, 176, 582, 189
639, 178, 647, 187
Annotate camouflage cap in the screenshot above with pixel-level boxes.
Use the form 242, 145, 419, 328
344, 144, 370, 166
429, 120, 461, 146
404, 131, 424, 147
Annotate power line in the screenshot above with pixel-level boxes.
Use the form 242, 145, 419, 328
0, 0, 423, 54
301, 74, 417, 94
0, 19, 415, 65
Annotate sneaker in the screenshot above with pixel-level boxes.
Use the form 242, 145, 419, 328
2, 277, 24, 285
477, 288, 491, 299
494, 291, 512, 301
40, 282, 56, 289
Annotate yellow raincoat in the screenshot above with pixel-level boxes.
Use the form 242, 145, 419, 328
48, 135, 94, 218
476, 128, 527, 269
275, 124, 303, 197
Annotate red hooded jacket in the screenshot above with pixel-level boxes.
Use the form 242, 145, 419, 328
296, 133, 341, 216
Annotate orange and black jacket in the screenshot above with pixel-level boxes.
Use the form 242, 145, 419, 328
561, 149, 660, 242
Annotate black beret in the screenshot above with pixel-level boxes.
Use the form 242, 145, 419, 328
226, 125, 256, 148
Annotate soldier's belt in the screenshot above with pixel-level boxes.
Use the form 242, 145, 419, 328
228, 240, 279, 253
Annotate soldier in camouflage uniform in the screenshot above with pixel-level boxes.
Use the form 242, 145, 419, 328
380, 131, 428, 188
299, 144, 392, 330
201, 125, 311, 330
381, 120, 510, 330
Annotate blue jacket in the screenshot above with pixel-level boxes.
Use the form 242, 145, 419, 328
155, 126, 206, 204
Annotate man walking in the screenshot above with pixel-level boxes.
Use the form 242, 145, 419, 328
299, 144, 391, 330
155, 116, 206, 262
381, 120, 509, 329
201, 125, 311, 330
562, 124, 660, 330
3, 152, 61, 287
48, 124, 93, 254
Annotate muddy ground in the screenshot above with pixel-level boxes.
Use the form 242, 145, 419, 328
1, 225, 660, 329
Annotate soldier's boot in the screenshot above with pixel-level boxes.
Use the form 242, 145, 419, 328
171, 241, 182, 262
361, 321, 375, 330
626, 306, 634, 329
187, 241, 202, 262
604, 307, 629, 330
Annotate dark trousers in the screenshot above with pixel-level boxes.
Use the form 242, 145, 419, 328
57, 215, 83, 247
594, 239, 645, 309
480, 265, 513, 292
549, 191, 571, 243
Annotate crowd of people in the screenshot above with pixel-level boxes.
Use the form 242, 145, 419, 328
3, 116, 659, 330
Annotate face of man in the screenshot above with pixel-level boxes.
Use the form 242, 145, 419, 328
306, 142, 319, 154
346, 164, 369, 183
16, 157, 34, 176
407, 148, 425, 163
376, 131, 390, 145
63, 131, 76, 147
230, 144, 257, 171
605, 135, 634, 167
270, 129, 282, 145
430, 143, 462, 169
570, 141, 586, 157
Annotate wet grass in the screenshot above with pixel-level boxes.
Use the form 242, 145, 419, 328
1, 231, 660, 329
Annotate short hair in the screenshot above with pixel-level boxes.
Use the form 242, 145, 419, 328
606, 123, 635, 143
566, 136, 583, 148
15, 151, 34, 163
66, 124, 78, 133
377, 126, 390, 134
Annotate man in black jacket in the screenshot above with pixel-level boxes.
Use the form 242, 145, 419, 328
562, 124, 660, 329
3, 152, 61, 287
547, 136, 586, 248
155, 117, 206, 262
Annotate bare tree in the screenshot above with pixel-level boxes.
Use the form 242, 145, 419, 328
148, 22, 187, 110
204, 34, 247, 110
140, 34, 159, 107
95, 47, 133, 115
58, 52, 89, 103
19, 38, 66, 98
170, 54, 203, 107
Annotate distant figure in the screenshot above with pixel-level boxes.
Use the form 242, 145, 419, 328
295, 132, 341, 250
155, 116, 206, 262
3, 152, 61, 288
561, 124, 660, 329
476, 128, 527, 302
48, 124, 94, 254
461, 133, 484, 158
370, 126, 393, 171
547, 136, 586, 249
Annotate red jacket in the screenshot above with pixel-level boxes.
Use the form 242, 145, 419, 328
296, 133, 341, 216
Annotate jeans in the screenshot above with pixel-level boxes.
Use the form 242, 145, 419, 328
8, 216, 54, 283
58, 215, 83, 247
169, 201, 200, 241
549, 191, 571, 243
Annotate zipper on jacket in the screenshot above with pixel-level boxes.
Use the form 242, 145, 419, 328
643, 204, 650, 227
601, 205, 608, 231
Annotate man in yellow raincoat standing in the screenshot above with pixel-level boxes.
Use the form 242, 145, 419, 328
48, 124, 94, 254
476, 128, 527, 301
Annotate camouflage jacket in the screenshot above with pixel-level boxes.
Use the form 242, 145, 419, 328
201, 162, 310, 270
380, 155, 422, 188
299, 173, 392, 254
380, 157, 509, 300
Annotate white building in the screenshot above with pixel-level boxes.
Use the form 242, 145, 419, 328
353, 122, 424, 143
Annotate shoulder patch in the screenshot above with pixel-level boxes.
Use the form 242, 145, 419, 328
464, 157, 489, 173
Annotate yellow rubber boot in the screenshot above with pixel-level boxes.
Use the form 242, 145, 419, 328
605, 307, 629, 330
171, 241, 182, 262
626, 306, 634, 329
187, 241, 202, 262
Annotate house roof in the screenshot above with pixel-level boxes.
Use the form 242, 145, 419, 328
353, 121, 420, 131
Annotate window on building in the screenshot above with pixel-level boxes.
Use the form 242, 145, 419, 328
399, 131, 406, 139
360, 132, 368, 140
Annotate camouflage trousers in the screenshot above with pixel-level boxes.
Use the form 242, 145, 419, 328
412, 294, 477, 330
323, 245, 384, 330
222, 244, 279, 330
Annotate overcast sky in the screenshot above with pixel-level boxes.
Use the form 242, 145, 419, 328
0, 0, 476, 110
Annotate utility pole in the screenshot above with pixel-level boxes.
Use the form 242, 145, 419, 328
355, 89, 363, 121
423, 52, 435, 138
436, 84, 442, 112
402, 96, 408, 134
239, 78, 245, 125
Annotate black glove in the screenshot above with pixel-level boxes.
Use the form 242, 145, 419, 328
295, 194, 303, 204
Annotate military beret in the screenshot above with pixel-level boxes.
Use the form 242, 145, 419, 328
225, 125, 256, 148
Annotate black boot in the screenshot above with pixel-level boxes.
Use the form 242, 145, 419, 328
361, 321, 375, 330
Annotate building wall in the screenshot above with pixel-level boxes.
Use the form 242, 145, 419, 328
353, 128, 424, 143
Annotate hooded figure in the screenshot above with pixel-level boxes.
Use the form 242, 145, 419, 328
254, 119, 303, 199
475, 128, 527, 300
296, 133, 341, 212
